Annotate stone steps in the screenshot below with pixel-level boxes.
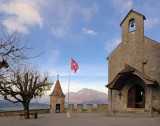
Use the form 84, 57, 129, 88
127, 108, 145, 113
113, 111, 158, 118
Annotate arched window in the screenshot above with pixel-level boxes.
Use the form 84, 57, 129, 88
129, 18, 135, 32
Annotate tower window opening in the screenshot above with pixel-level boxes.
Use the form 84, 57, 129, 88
129, 18, 135, 32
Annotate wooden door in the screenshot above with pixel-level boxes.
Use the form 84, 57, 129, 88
142, 92, 145, 108
128, 86, 136, 108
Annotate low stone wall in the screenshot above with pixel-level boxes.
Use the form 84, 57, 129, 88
0, 104, 108, 117
64, 104, 108, 113
0, 109, 50, 117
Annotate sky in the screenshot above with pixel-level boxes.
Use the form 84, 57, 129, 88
0, 0, 160, 95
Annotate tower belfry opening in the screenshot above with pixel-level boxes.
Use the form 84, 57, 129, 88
129, 18, 135, 31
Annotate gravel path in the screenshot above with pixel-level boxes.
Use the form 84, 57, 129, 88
0, 113, 160, 126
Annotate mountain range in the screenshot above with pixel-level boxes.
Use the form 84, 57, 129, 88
0, 100, 49, 111
65, 88, 108, 104
0, 88, 108, 111
31, 88, 108, 104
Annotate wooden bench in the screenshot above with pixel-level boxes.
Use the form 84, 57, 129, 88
19, 113, 34, 119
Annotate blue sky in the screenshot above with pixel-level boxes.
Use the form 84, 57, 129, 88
0, 0, 160, 95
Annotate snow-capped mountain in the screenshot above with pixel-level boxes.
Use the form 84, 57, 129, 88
65, 88, 108, 104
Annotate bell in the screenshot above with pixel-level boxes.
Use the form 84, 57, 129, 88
130, 20, 135, 27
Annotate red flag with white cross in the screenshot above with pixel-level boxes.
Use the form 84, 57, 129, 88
71, 58, 79, 73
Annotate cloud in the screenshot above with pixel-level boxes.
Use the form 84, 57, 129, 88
61, 81, 108, 94
112, 0, 133, 13
79, 3, 99, 22
0, 0, 43, 34
52, 27, 68, 38
44, 75, 108, 95
145, 18, 159, 29
39, 62, 108, 95
48, 1, 98, 38
133, 2, 160, 30
82, 28, 97, 35
44, 63, 108, 84
46, 50, 60, 65
0, 0, 98, 37
105, 37, 121, 53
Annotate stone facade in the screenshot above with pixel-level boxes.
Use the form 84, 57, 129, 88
107, 10, 160, 113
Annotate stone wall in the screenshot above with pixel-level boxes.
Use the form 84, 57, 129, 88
64, 104, 108, 113
0, 109, 50, 117
0, 104, 108, 117
50, 96, 65, 113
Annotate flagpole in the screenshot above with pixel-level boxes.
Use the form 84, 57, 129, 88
68, 57, 71, 104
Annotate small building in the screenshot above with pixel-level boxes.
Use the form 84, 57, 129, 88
106, 10, 160, 114
50, 76, 65, 113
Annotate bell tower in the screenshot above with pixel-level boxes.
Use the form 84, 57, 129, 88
50, 75, 65, 113
120, 10, 146, 43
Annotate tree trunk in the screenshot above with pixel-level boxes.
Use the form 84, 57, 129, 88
23, 103, 30, 119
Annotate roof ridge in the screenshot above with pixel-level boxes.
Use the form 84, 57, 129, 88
120, 9, 146, 26
50, 80, 65, 97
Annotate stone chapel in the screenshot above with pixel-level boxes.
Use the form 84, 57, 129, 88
106, 10, 160, 114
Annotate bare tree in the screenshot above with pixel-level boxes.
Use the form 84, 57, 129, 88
0, 68, 53, 119
0, 26, 51, 119
0, 26, 36, 69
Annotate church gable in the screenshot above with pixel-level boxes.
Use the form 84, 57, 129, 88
121, 10, 145, 43
120, 10, 146, 26
107, 10, 160, 84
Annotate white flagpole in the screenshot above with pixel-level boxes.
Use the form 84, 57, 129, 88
68, 57, 71, 104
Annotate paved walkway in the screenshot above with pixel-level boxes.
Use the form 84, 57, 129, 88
0, 113, 160, 126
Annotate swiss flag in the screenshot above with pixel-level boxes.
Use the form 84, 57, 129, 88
71, 58, 79, 73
